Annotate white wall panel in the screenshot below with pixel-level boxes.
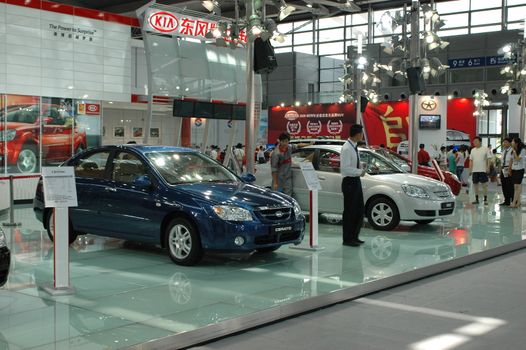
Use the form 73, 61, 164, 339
40, 11, 74, 23
6, 14, 41, 28
7, 84, 41, 96
104, 65, 131, 76
72, 16, 104, 30
0, 3, 131, 102
42, 68, 73, 79
41, 78, 74, 89
6, 33, 41, 47
103, 91, 128, 101
74, 52, 104, 64
6, 54, 41, 67
41, 58, 75, 70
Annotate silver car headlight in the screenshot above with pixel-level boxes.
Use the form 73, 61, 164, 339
293, 200, 302, 216
0, 229, 6, 248
402, 184, 430, 199
213, 205, 253, 221
0, 129, 16, 142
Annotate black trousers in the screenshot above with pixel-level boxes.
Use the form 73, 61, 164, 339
342, 176, 364, 243
501, 170, 513, 204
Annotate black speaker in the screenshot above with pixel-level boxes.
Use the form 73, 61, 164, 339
406, 67, 425, 94
360, 96, 369, 113
509, 132, 519, 139
254, 38, 277, 74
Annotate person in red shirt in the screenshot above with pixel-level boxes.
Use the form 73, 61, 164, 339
418, 143, 431, 166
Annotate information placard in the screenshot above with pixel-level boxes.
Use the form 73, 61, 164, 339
42, 167, 78, 208
300, 162, 322, 191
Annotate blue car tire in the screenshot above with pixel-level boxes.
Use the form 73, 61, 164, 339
45, 210, 78, 245
166, 218, 203, 266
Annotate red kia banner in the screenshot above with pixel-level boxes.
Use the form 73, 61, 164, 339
268, 103, 355, 143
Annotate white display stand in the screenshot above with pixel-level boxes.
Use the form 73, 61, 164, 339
41, 167, 78, 296
291, 162, 325, 251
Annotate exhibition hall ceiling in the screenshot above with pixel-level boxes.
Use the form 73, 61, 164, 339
52, 0, 457, 22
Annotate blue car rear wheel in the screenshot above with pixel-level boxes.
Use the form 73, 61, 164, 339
166, 218, 203, 266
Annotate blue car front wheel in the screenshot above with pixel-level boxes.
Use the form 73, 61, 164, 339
166, 218, 203, 266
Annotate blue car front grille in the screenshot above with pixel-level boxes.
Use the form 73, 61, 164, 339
255, 206, 292, 222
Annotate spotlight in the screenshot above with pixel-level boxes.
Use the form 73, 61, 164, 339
295, 101, 300, 106
307, 101, 312, 105
278, 0, 295, 21
280, 102, 285, 107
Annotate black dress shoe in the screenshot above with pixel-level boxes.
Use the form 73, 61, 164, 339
343, 241, 361, 247
356, 239, 365, 244
499, 202, 510, 206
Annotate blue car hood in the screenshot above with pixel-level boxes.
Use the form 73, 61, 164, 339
174, 182, 293, 209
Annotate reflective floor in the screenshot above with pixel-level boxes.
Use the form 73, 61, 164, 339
0, 186, 525, 349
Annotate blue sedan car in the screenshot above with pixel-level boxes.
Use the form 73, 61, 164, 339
34, 145, 305, 265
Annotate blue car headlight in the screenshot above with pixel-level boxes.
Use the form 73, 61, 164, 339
0, 129, 16, 142
293, 200, 302, 217
0, 229, 6, 248
401, 184, 430, 199
213, 205, 253, 221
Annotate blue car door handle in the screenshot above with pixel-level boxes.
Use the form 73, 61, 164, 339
104, 187, 117, 192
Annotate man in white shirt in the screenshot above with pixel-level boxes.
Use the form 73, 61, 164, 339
341, 124, 366, 247
500, 137, 513, 206
469, 136, 490, 205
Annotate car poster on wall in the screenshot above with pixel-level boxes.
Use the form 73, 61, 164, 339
42, 97, 87, 168
0, 94, 41, 174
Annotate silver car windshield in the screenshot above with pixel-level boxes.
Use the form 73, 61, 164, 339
363, 152, 404, 175
146, 152, 238, 185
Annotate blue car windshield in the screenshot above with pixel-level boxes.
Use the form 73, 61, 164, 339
146, 151, 238, 185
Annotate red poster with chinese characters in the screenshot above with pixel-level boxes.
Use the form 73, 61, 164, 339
268, 103, 355, 143
362, 101, 409, 149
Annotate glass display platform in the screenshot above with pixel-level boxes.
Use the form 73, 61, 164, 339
0, 190, 525, 349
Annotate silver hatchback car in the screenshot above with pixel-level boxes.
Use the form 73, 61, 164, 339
255, 145, 455, 231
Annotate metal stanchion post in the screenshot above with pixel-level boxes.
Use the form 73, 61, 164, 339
3, 175, 21, 227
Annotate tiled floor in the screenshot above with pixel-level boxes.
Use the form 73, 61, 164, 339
0, 186, 525, 349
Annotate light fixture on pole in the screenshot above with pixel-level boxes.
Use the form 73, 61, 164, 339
277, 0, 295, 20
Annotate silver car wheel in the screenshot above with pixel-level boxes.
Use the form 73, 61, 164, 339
169, 224, 192, 260
371, 203, 393, 227
17, 148, 37, 173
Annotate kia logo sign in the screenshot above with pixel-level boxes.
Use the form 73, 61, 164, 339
87, 105, 98, 112
149, 11, 179, 33
284, 110, 300, 121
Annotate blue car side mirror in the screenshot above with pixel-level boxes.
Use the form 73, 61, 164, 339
133, 175, 152, 188
241, 173, 256, 183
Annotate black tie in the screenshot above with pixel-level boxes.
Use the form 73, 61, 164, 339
503, 148, 508, 166
353, 144, 360, 168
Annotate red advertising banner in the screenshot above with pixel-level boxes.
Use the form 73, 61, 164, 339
268, 103, 356, 144
362, 98, 476, 150
446, 98, 477, 144
362, 101, 409, 149
268, 99, 476, 149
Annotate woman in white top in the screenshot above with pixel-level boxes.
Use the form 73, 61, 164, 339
510, 137, 525, 208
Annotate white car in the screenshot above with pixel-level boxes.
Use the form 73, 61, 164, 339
255, 145, 455, 231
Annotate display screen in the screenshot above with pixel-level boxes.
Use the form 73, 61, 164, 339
213, 103, 233, 120
233, 105, 246, 121
419, 114, 441, 129
173, 100, 194, 117
194, 101, 214, 118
